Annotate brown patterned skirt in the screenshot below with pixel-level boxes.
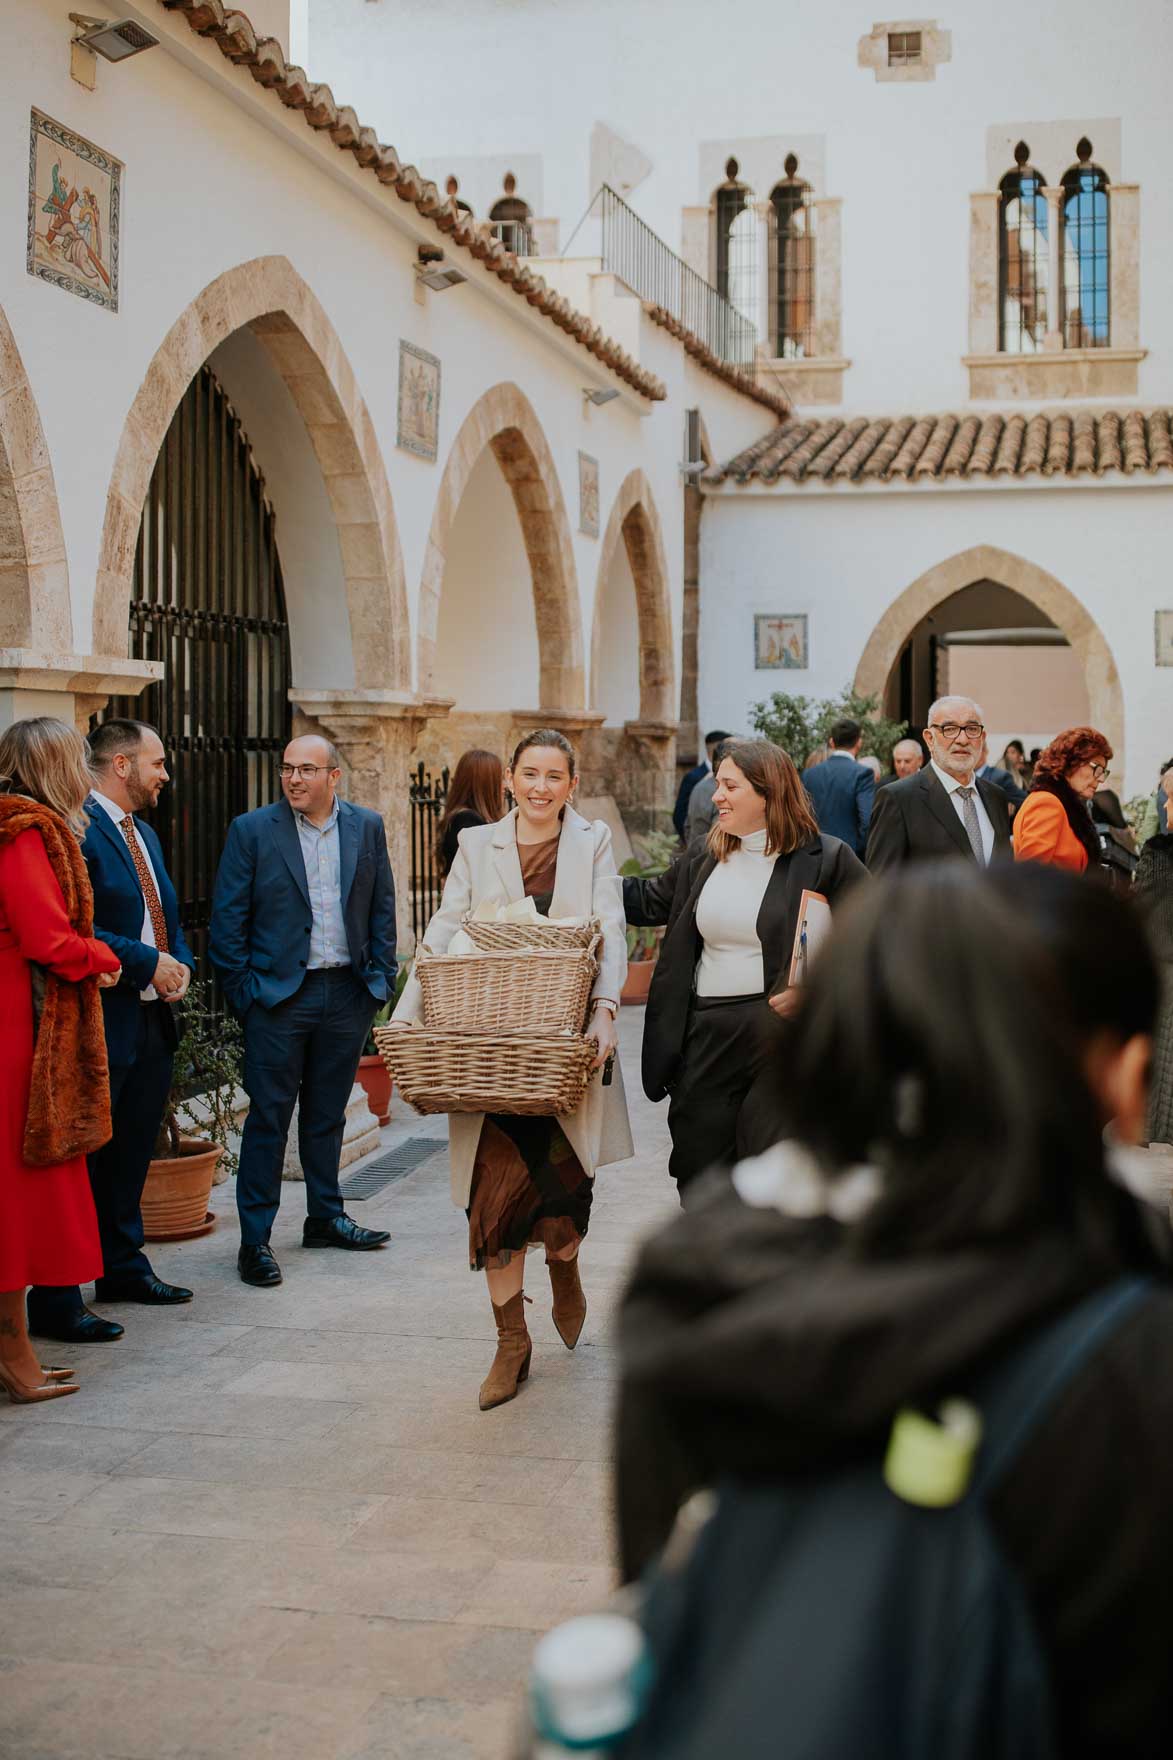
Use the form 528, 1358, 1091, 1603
467, 1114, 593, 1272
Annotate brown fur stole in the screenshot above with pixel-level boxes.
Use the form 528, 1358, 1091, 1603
0, 795, 112, 1165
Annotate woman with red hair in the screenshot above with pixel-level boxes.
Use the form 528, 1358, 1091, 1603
1013, 727, 1111, 873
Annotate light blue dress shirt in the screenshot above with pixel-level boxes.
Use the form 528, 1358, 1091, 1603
295, 799, 349, 968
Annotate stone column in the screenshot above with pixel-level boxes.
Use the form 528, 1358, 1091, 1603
0, 651, 164, 732
967, 191, 1000, 355
290, 688, 453, 958
620, 718, 678, 834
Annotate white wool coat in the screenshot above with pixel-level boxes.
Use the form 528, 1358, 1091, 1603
392, 806, 635, 1207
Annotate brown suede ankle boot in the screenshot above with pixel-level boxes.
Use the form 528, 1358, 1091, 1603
547, 1254, 587, 1350
479, 1291, 532, 1411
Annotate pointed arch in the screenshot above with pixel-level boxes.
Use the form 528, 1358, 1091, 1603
854, 544, 1124, 767
91, 255, 409, 689
419, 382, 584, 709
0, 305, 72, 649
590, 468, 674, 725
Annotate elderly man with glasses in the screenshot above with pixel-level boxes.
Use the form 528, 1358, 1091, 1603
866, 696, 1012, 874
210, 735, 397, 1286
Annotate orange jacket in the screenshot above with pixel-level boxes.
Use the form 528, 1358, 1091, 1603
1013, 790, 1089, 872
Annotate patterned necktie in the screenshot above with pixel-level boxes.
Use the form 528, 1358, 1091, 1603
954, 786, 987, 866
119, 815, 170, 952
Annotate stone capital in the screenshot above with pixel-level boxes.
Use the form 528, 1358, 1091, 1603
0, 650, 165, 696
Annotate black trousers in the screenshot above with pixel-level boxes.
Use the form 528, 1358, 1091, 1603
666, 993, 787, 1201
29, 1000, 174, 1325
236, 968, 376, 1246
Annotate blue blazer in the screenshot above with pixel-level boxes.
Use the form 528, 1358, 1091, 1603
82, 796, 196, 1066
800, 755, 875, 857
209, 797, 397, 1016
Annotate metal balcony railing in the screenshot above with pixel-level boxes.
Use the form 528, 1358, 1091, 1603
490, 218, 535, 258
596, 184, 759, 380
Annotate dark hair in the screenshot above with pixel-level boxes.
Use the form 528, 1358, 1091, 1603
436, 748, 504, 869
88, 718, 155, 767
704, 728, 732, 750
510, 728, 576, 778
709, 738, 818, 861
780, 864, 1159, 1260
828, 718, 861, 750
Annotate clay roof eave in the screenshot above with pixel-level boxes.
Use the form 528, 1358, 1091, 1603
156, 0, 667, 403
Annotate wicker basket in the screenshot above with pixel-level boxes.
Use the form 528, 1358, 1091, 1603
416, 942, 598, 1034
373, 1025, 597, 1116
461, 914, 601, 953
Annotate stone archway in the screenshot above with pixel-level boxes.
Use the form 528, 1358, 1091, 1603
590, 467, 674, 724
854, 543, 1124, 767
418, 382, 584, 713
0, 305, 72, 651
91, 255, 409, 691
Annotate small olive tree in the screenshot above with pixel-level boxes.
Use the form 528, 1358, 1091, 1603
750, 685, 909, 771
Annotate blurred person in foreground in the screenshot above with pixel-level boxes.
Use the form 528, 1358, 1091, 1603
0, 719, 121, 1402
614, 863, 1173, 1756
1137, 816, 1173, 1147
1013, 726, 1112, 875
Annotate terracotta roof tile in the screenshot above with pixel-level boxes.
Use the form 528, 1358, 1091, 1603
158, 1, 667, 402
708, 408, 1173, 485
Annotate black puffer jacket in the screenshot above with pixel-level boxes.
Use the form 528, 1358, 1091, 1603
615, 1174, 1173, 1758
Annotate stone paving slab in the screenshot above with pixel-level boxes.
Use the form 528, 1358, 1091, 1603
0, 1013, 676, 1760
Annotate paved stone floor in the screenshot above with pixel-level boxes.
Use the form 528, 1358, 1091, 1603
0, 1013, 676, 1760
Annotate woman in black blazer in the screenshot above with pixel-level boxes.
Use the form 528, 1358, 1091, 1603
626, 739, 867, 1198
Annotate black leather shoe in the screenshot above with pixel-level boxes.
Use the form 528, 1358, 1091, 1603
238, 1244, 283, 1287
302, 1213, 390, 1251
95, 1277, 193, 1305
27, 1306, 125, 1344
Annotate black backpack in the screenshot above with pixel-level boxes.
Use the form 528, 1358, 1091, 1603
619, 1277, 1149, 1760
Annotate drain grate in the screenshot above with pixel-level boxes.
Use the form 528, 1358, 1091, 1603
339, 1136, 443, 1201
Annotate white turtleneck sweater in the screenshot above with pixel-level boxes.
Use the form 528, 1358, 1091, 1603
695, 827, 777, 998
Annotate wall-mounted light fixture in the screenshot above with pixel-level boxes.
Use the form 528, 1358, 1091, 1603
583, 387, 620, 407
415, 245, 467, 292
70, 13, 159, 86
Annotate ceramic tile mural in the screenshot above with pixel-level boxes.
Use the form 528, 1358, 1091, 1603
27, 109, 122, 313
397, 341, 441, 460
1157, 611, 1173, 667
578, 451, 600, 538
754, 613, 809, 670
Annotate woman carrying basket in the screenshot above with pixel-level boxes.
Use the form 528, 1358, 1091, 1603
390, 729, 633, 1409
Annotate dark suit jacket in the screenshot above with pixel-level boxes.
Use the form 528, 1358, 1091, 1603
209, 797, 396, 1016
978, 763, 1028, 809
624, 833, 868, 1101
800, 755, 875, 856
866, 767, 1013, 873
82, 796, 196, 1065
672, 762, 708, 839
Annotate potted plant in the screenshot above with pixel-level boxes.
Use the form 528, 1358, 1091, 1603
141, 980, 243, 1242
619, 830, 677, 1005
356, 961, 411, 1126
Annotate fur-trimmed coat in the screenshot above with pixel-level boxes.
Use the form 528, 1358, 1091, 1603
0, 795, 115, 1164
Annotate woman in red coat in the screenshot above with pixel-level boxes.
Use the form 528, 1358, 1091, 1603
0, 717, 121, 1404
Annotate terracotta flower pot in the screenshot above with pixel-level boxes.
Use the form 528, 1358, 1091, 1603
620, 955, 657, 1006
356, 1053, 394, 1126
142, 1138, 221, 1242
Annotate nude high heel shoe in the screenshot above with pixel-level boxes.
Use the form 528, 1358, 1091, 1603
0, 1360, 80, 1404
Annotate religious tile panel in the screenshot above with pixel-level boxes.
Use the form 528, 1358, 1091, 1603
27, 109, 122, 313
397, 340, 441, 460
578, 451, 600, 538
754, 613, 808, 670
1156, 610, 1173, 667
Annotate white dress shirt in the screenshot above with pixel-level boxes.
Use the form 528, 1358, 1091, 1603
930, 760, 996, 865
91, 788, 161, 999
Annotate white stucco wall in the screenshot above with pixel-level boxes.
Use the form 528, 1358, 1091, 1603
433, 445, 539, 710
593, 538, 639, 725
699, 480, 1173, 793
307, 0, 1173, 412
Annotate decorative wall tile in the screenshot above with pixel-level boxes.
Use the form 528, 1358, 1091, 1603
397, 340, 441, 460
27, 109, 121, 313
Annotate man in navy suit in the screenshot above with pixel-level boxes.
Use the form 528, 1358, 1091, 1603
800, 718, 876, 857
28, 720, 197, 1344
210, 735, 397, 1287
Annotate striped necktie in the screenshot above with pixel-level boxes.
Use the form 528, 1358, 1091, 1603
954, 787, 987, 866
119, 816, 170, 952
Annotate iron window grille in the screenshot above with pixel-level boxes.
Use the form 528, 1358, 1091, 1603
489, 194, 535, 257
1061, 147, 1110, 349
887, 30, 922, 65
999, 149, 1050, 352
769, 163, 816, 359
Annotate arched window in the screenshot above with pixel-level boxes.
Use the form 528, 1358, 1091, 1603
1061, 140, 1109, 348
999, 142, 1049, 353
713, 157, 757, 326
769, 155, 816, 358
490, 173, 533, 256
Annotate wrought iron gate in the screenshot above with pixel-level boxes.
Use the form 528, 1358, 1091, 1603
99, 364, 292, 978
408, 760, 449, 942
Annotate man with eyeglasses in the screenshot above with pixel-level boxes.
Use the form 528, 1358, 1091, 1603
866, 695, 1012, 874
210, 735, 397, 1286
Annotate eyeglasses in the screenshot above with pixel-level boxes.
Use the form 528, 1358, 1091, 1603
1088, 762, 1110, 781
928, 722, 984, 743
278, 763, 335, 779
